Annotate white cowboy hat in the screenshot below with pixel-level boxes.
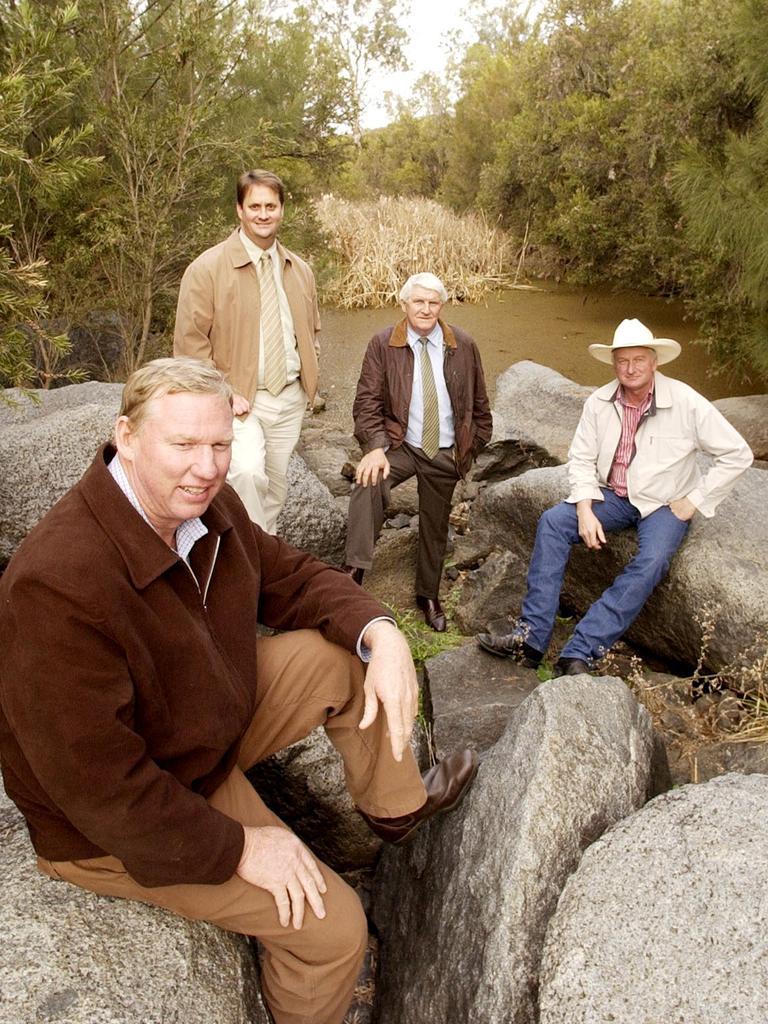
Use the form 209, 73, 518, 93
588, 318, 681, 365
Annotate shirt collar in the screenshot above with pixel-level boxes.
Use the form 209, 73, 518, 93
238, 229, 277, 264
616, 382, 655, 413
406, 322, 443, 349
107, 454, 208, 562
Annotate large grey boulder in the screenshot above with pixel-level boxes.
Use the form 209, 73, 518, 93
277, 454, 346, 563
0, 802, 267, 1024
423, 643, 540, 761
472, 360, 582, 484
0, 384, 123, 563
713, 393, 768, 460
372, 676, 658, 1024
0, 384, 345, 565
490, 360, 591, 463
539, 773, 768, 1024
462, 463, 768, 671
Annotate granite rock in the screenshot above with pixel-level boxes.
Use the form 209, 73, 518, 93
372, 675, 658, 1024
539, 773, 768, 1024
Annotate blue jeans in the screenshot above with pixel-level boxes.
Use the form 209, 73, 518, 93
519, 489, 690, 662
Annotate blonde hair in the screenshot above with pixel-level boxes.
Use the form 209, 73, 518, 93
119, 358, 233, 430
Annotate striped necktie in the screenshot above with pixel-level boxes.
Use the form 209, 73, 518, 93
419, 337, 440, 459
257, 252, 287, 396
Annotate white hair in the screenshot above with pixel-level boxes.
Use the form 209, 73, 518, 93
398, 273, 448, 303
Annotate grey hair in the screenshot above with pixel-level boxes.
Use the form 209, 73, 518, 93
399, 273, 448, 303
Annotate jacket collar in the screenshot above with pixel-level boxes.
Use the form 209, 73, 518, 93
388, 318, 457, 349
79, 445, 235, 591
225, 229, 292, 270
595, 370, 673, 409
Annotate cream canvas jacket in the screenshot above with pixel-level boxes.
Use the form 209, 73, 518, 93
566, 372, 753, 518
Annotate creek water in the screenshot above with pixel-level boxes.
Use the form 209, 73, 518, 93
319, 283, 763, 428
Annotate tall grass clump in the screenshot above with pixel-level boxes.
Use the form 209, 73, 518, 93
315, 195, 518, 308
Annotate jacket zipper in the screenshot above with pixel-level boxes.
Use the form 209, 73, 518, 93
181, 535, 220, 611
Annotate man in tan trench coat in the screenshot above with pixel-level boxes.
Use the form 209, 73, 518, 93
174, 169, 320, 533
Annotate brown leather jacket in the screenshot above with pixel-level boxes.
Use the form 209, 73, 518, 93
0, 447, 387, 888
352, 319, 493, 476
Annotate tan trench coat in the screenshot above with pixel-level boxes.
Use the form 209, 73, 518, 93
173, 230, 321, 405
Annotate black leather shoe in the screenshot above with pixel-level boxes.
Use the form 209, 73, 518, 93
416, 595, 446, 632
553, 657, 591, 677
359, 749, 478, 845
476, 632, 542, 668
340, 564, 364, 585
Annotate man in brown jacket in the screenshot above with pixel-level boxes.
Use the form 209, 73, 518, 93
342, 273, 492, 631
0, 358, 476, 1024
174, 169, 320, 534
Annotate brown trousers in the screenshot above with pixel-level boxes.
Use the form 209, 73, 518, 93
38, 630, 426, 1024
344, 442, 460, 599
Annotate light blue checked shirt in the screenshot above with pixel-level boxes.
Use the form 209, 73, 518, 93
108, 454, 207, 563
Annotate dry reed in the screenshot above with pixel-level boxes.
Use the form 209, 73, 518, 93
314, 195, 519, 308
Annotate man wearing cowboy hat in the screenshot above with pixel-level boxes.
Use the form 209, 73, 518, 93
476, 318, 753, 676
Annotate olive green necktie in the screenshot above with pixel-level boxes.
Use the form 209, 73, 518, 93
258, 252, 287, 396
420, 337, 440, 459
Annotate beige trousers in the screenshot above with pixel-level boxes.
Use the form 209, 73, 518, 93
38, 630, 426, 1024
228, 380, 307, 533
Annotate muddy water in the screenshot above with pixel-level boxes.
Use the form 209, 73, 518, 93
318, 283, 763, 428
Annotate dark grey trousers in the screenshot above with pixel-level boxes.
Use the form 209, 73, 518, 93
344, 442, 459, 599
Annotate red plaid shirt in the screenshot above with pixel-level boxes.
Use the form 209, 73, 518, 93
608, 386, 654, 497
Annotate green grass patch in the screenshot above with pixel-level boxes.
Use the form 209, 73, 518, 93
389, 605, 466, 670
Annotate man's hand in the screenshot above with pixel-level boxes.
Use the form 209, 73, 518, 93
359, 620, 418, 762
669, 496, 697, 521
232, 393, 251, 416
356, 449, 390, 487
577, 499, 607, 550
236, 825, 327, 929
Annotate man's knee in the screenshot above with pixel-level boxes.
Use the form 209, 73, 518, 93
321, 875, 368, 964
538, 501, 577, 536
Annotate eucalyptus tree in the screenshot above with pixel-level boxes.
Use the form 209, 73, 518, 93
311, 0, 409, 144
60, 0, 262, 376
0, 0, 97, 388
674, 0, 768, 379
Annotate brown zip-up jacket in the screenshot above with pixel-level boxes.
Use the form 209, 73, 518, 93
173, 231, 321, 405
0, 447, 386, 888
352, 319, 493, 476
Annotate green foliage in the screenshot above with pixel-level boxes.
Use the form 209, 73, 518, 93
672, 0, 768, 379
2, 0, 392, 386
2, 0, 767, 386
339, 100, 451, 199
0, 0, 97, 390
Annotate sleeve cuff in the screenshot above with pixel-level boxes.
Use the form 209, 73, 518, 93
356, 616, 397, 661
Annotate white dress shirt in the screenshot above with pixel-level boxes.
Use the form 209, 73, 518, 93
239, 230, 301, 388
404, 322, 455, 451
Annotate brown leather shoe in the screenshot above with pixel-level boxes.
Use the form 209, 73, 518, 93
358, 748, 478, 845
416, 595, 446, 632
340, 564, 364, 585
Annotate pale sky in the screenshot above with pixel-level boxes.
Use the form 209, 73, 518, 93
362, 0, 479, 128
